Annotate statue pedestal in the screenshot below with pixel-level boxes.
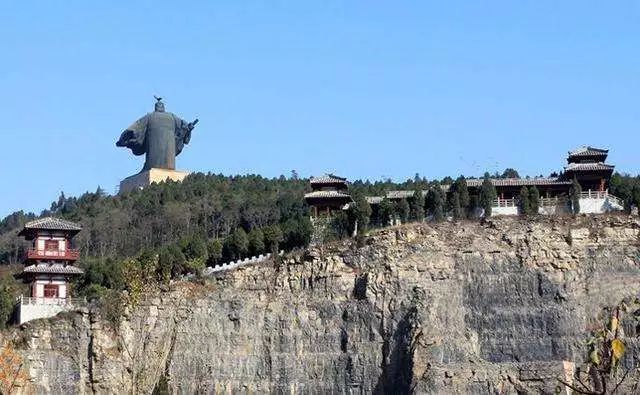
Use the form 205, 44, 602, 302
119, 168, 189, 194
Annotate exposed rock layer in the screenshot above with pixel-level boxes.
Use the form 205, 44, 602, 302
4, 215, 640, 394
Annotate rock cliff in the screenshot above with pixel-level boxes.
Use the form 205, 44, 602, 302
3, 215, 640, 394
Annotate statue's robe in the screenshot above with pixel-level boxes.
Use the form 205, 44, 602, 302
116, 111, 192, 171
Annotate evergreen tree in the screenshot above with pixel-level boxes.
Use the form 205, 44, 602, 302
225, 228, 249, 260
633, 185, 640, 210
396, 198, 410, 224
450, 191, 463, 220
349, 191, 372, 233
0, 278, 16, 329
454, 176, 470, 213
518, 186, 531, 215
248, 228, 265, 256
425, 189, 436, 214
207, 239, 223, 265
181, 235, 208, 262
410, 190, 425, 221
263, 224, 283, 253
569, 178, 582, 214
501, 168, 520, 178
479, 173, 497, 217
433, 188, 445, 222
379, 198, 394, 226
529, 186, 540, 215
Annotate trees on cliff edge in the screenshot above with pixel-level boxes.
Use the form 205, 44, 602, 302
570, 178, 582, 214
480, 173, 497, 217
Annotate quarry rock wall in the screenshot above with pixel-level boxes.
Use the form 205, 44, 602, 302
3, 215, 640, 394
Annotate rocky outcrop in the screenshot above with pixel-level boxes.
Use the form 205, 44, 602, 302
3, 215, 640, 394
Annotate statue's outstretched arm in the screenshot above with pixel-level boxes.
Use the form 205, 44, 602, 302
116, 115, 148, 156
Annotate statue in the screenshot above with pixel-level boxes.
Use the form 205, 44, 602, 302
116, 96, 198, 171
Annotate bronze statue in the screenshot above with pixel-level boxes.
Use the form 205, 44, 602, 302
116, 97, 198, 171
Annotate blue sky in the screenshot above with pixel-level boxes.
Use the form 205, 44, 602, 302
1, 1, 638, 217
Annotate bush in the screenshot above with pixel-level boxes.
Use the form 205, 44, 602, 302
0, 278, 16, 329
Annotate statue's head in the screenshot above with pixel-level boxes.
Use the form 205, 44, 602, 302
154, 96, 165, 112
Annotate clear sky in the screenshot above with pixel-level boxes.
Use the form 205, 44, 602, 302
0, 1, 638, 217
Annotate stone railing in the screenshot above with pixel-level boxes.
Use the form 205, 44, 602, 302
492, 198, 517, 208
204, 250, 285, 275
17, 295, 86, 306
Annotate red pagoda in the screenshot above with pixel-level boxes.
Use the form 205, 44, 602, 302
16, 217, 84, 324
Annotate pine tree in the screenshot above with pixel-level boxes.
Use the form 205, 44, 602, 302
501, 168, 520, 178
248, 228, 265, 256
410, 190, 425, 221
207, 239, 223, 265
570, 178, 582, 214
529, 186, 540, 215
451, 191, 463, 220
396, 198, 410, 224
379, 198, 394, 226
518, 186, 531, 215
349, 191, 372, 233
226, 228, 249, 260
479, 173, 497, 217
433, 188, 445, 222
263, 224, 283, 253
455, 176, 470, 213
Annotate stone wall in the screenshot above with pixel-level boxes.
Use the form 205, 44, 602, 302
2, 215, 640, 394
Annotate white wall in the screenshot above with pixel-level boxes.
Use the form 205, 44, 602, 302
492, 206, 518, 216
18, 303, 72, 324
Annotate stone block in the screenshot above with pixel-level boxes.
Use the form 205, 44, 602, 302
119, 168, 189, 194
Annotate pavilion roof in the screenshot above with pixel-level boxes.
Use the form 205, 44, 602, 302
309, 174, 348, 185
466, 178, 572, 187
22, 263, 84, 275
564, 162, 614, 172
19, 217, 82, 236
568, 146, 609, 157
304, 190, 353, 200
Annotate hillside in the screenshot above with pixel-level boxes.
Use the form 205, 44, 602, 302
1, 216, 639, 393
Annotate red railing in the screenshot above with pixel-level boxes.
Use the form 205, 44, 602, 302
26, 248, 80, 261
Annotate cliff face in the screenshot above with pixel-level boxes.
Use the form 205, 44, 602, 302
3, 216, 640, 394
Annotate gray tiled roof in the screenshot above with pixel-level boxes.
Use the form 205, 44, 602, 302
366, 186, 448, 204
466, 178, 572, 187
22, 217, 82, 232
310, 174, 348, 185
304, 191, 353, 199
564, 162, 614, 172
22, 263, 84, 275
568, 146, 609, 157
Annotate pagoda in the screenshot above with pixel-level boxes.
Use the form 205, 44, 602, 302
16, 217, 84, 324
563, 146, 614, 191
304, 174, 353, 217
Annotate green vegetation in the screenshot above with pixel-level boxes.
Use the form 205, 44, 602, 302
570, 177, 582, 214
395, 198, 410, 224
609, 173, 640, 212
410, 190, 425, 222
559, 298, 640, 394
1, 170, 639, 315
518, 186, 531, 215
529, 186, 540, 215
480, 173, 498, 217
